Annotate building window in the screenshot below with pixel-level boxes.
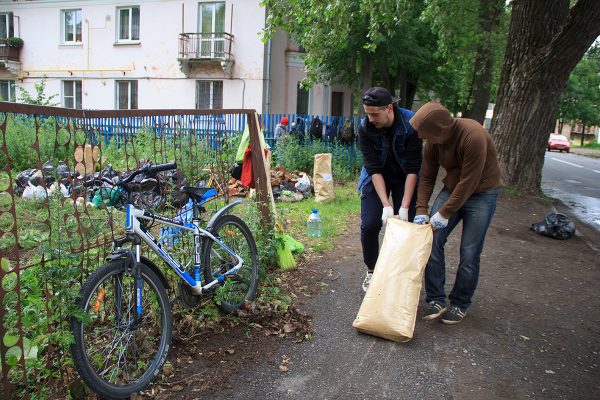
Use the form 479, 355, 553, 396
0, 80, 16, 102
296, 83, 309, 115
331, 91, 344, 116
196, 81, 223, 109
198, 2, 225, 57
117, 6, 140, 42
116, 80, 138, 109
0, 13, 14, 39
62, 9, 82, 43
63, 80, 82, 109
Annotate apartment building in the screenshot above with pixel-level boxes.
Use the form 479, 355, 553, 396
0, 0, 353, 115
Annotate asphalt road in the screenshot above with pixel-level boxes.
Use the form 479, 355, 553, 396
541, 151, 600, 232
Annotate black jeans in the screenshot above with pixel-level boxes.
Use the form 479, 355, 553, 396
360, 179, 416, 270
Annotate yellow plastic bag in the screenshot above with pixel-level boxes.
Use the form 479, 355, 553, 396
353, 219, 433, 342
235, 123, 268, 163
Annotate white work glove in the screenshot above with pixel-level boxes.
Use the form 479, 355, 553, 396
381, 206, 394, 225
413, 215, 430, 225
430, 212, 449, 230
398, 207, 409, 221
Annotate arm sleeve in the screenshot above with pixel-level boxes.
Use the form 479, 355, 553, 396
358, 125, 384, 176
415, 143, 439, 216
438, 132, 487, 216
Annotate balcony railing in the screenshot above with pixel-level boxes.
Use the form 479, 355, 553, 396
0, 38, 22, 62
178, 32, 233, 62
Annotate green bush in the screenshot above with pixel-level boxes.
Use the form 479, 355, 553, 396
273, 134, 362, 181
1, 115, 77, 172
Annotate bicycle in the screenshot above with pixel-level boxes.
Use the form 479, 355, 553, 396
70, 162, 259, 399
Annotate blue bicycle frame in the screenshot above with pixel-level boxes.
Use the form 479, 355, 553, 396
120, 195, 244, 305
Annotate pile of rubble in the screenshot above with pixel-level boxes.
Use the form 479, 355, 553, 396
227, 167, 313, 202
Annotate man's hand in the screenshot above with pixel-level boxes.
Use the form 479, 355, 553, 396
381, 206, 394, 225
413, 215, 430, 225
430, 212, 449, 230
398, 207, 409, 221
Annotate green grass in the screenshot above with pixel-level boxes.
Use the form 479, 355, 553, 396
570, 141, 600, 149
275, 181, 360, 254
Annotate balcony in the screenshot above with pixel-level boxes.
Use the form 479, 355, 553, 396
0, 38, 22, 75
178, 32, 234, 76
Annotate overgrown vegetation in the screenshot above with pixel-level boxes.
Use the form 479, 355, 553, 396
273, 133, 362, 181
1, 111, 361, 398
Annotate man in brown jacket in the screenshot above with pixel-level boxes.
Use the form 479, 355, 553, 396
410, 102, 501, 324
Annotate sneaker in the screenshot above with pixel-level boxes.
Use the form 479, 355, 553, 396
423, 301, 447, 320
441, 306, 467, 325
362, 271, 373, 292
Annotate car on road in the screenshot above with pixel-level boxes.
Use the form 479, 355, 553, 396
547, 133, 571, 153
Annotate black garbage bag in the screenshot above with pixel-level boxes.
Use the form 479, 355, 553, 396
530, 212, 576, 240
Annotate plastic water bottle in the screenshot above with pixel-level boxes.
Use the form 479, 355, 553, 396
307, 209, 322, 237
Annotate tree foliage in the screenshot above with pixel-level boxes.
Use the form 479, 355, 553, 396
556, 45, 600, 139
261, 0, 437, 108
420, 0, 508, 119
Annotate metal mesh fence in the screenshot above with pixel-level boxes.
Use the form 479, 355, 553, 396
0, 103, 253, 399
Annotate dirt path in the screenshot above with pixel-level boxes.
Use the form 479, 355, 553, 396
147, 193, 600, 400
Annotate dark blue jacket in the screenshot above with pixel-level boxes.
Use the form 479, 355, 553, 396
357, 106, 422, 194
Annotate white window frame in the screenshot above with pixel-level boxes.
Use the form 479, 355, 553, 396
196, 80, 223, 110
116, 6, 140, 43
116, 80, 138, 109
61, 9, 82, 44
0, 80, 16, 102
0, 13, 13, 40
62, 80, 82, 109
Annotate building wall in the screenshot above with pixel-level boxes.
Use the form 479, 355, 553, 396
1, 0, 266, 111
1, 0, 353, 116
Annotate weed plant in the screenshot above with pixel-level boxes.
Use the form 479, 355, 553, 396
0, 108, 362, 397
273, 134, 362, 181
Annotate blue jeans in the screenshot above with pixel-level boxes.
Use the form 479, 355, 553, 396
360, 179, 416, 269
424, 187, 499, 310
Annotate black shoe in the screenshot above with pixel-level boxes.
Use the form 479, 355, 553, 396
441, 306, 467, 325
423, 301, 447, 320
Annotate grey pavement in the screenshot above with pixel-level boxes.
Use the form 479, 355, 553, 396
209, 196, 600, 400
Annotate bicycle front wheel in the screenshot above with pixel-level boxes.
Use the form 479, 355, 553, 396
203, 214, 259, 313
71, 260, 172, 399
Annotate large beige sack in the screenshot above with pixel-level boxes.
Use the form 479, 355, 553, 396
353, 219, 433, 342
313, 153, 334, 203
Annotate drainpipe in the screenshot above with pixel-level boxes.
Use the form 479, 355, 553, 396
264, 37, 272, 115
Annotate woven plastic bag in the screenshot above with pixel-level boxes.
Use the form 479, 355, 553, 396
353, 219, 433, 342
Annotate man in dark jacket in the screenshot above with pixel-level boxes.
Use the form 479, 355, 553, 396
410, 102, 502, 324
357, 87, 423, 292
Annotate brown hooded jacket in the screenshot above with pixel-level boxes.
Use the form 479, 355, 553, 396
409, 102, 501, 217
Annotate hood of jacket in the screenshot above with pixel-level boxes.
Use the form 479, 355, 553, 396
409, 102, 455, 144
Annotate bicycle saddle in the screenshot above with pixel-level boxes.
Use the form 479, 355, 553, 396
180, 186, 217, 202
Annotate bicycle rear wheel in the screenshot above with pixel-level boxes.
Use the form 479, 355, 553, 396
71, 260, 172, 399
203, 214, 259, 313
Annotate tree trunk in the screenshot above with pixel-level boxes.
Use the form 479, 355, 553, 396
405, 82, 416, 110
358, 53, 373, 117
462, 0, 504, 124
490, 0, 600, 192
397, 69, 408, 109
580, 123, 586, 146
